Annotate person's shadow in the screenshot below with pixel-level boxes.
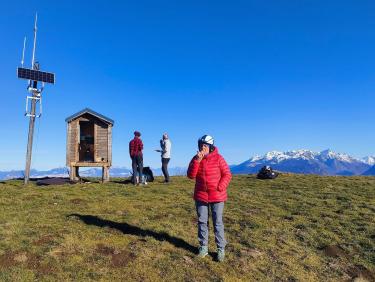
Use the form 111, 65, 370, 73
67, 214, 196, 254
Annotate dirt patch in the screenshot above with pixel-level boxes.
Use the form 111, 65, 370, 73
95, 243, 135, 267
70, 198, 86, 205
111, 250, 135, 267
347, 265, 375, 281
26, 252, 56, 275
33, 235, 55, 246
26, 253, 40, 269
13, 252, 28, 263
152, 214, 167, 220
0, 250, 54, 275
115, 210, 127, 216
0, 251, 22, 268
183, 255, 194, 265
36, 263, 56, 276
24, 195, 38, 201
321, 245, 347, 258
96, 243, 115, 255
240, 248, 263, 258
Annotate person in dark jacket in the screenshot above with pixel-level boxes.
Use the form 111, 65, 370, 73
129, 131, 145, 185
187, 135, 232, 262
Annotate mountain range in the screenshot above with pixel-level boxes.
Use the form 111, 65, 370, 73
0, 166, 187, 180
231, 149, 375, 176
1, 149, 375, 180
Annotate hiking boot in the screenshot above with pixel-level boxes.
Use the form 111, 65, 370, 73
217, 248, 225, 262
197, 246, 208, 258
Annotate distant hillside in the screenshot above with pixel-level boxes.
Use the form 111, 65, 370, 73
362, 165, 375, 175
0, 168, 69, 180
0, 167, 187, 180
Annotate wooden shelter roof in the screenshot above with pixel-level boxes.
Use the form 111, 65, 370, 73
65, 108, 114, 125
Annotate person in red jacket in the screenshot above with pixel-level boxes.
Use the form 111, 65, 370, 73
129, 131, 145, 185
187, 135, 232, 262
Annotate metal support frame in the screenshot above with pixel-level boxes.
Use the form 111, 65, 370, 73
25, 94, 42, 117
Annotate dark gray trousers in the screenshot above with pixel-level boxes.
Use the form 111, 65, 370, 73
195, 201, 226, 249
131, 155, 143, 183
161, 158, 170, 182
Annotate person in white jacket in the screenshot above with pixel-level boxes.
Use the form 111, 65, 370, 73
156, 133, 172, 183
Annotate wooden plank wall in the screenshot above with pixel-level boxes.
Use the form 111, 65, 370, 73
66, 123, 70, 165
95, 121, 108, 162
66, 120, 78, 165
108, 125, 112, 165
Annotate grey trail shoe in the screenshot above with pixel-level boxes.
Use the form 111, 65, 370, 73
217, 248, 225, 262
197, 246, 208, 258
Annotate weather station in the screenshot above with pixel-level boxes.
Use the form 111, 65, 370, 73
17, 14, 56, 185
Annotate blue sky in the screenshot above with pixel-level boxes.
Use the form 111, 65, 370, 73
1, 0, 375, 170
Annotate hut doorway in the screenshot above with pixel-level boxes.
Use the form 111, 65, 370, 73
79, 121, 94, 162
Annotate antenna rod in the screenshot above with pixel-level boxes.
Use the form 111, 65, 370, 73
31, 12, 38, 68
21, 37, 26, 67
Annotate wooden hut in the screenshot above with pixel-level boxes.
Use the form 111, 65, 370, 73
65, 108, 114, 182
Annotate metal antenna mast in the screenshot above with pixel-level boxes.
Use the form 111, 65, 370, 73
17, 13, 56, 185
24, 13, 39, 185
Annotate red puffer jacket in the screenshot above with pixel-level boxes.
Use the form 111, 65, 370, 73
187, 147, 232, 203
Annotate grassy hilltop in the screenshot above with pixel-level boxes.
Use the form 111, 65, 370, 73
0, 175, 374, 281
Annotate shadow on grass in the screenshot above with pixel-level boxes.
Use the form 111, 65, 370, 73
67, 214, 197, 254
111, 179, 133, 185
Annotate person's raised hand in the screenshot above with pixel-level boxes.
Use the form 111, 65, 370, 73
196, 151, 204, 161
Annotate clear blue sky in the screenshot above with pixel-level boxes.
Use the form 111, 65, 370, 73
1, 0, 375, 170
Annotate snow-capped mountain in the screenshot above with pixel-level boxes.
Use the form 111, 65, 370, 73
231, 149, 372, 176
362, 156, 375, 166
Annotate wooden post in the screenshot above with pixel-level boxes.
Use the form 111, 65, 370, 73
70, 166, 75, 181
75, 167, 80, 181
102, 166, 109, 183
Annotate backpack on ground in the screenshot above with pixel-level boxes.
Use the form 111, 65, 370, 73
142, 167, 154, 182
257, 166, 279, 180
130, 167, 155, 184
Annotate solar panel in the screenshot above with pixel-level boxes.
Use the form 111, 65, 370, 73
17, 67, 55, 84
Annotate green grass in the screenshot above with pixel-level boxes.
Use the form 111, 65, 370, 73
0, 175, 374, 281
